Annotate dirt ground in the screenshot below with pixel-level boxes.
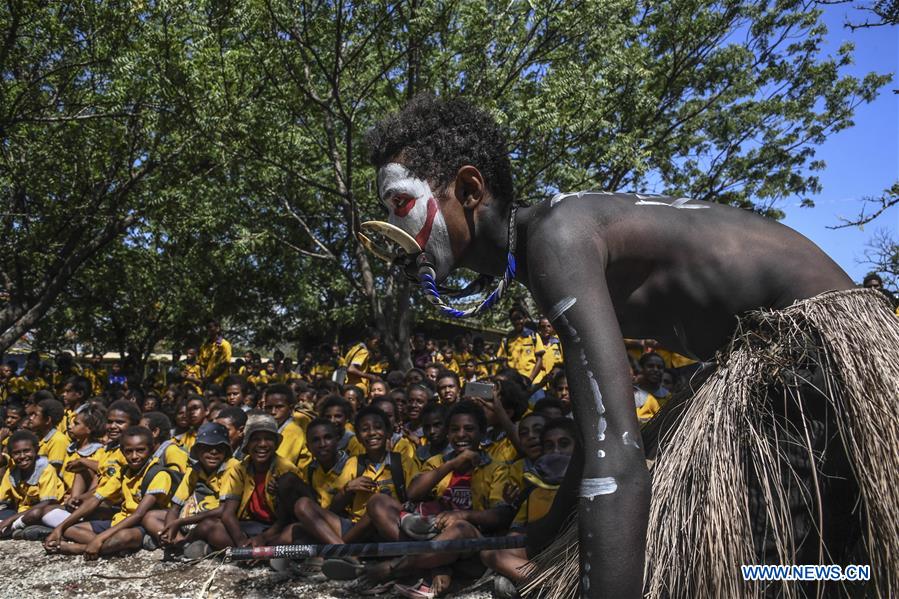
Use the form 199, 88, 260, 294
0, 539, 497, 598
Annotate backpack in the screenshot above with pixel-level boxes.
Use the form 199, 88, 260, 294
139, 462, 183, 499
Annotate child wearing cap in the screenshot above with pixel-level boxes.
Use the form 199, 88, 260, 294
200, 413, 301, 549
44, 426, 176, 559
0, 430, 67, 539
346, 402, 511, 596
149, 422, 239, 558
295, 407, 417, 549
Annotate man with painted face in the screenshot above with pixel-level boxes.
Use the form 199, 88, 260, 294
365, 94, 899, 598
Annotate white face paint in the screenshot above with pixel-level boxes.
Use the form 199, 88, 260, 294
377, 163, 454, 280
622, 431, 640, 449
548, 296, 577, 322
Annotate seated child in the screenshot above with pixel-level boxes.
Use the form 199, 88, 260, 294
149, 422, 238, 558
532, 397, 565, 421
0, 402, 26, 471
506, 413, 547, 492
222, 375, 249, 408
479, 417, 576, 588
44, 425, 177, 559
348, 402, 511, 596
28, 399, 68, 473
371, 396, 417, 461
61, 404, 106, 502
265, 384, 311, 469
215, 407, 247, 459
173, 394, 209, 451
477, 375, 529, 463
59, 376, 92, 437
0, 430, 67, 539
140, 412, 189, 475
415, 403, 450, 466
320, 396, 364, 456
66, 400, 142, 511
197, 414, 300, 550
403, 384, 430, 438
295, 407, 416, 546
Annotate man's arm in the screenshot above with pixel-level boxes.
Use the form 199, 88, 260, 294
525, 222, 650, 599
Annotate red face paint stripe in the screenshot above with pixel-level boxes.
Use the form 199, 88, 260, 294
414, 197, 438, 249
393, 194, 417, 218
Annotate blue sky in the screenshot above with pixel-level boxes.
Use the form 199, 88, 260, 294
780, 6, 898, 282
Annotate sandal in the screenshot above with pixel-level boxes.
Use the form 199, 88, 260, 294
321, 557, 364, 580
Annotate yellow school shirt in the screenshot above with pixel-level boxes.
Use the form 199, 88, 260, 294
539, 336, 564, 379
339, 430, 366, 457
309, 362, 335, 381
417, 452, 508, 512
653, 348, 697, 369
182, 363, 203, 393
511, 470, 558, 529
95, 458, 175, 525
95, 443, 127, 486
0, 456, 66, 511
82, 367, 107, 396
292, 408, 314, 431
498, 329, 545, 380
219, 455, 298, 521
276, 419, 312, 470
347, 452, 418, 522
38, 429, 68, 469
171, 457, 239, 514
438, 357, 462, 376
198, 338, 232, 386
10, 376, 48, 396
300, 451, 355, 510
635, 389, 667, 424
342, 343, 371, 393
390, 433, 417, 462
61, 441, 104, 491
173, 429, 198, 452
247, 371, 269, 387
482, 432, 518, 464
152, 440, 189, 474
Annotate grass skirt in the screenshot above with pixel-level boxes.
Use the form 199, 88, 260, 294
522, 288, 899, 598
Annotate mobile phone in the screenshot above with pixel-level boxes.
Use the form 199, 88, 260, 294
464, 380, 495, 399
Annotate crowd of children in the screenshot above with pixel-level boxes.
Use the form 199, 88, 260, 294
0, 309, 689, 598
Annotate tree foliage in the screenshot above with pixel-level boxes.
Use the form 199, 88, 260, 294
0, 0, 891, 366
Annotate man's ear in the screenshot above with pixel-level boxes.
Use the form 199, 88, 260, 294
456, 165, 486, 210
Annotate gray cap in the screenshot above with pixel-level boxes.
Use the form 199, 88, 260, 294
240, 413, 282, 453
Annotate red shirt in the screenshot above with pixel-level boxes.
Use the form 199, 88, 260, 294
247, 471, 275, 523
